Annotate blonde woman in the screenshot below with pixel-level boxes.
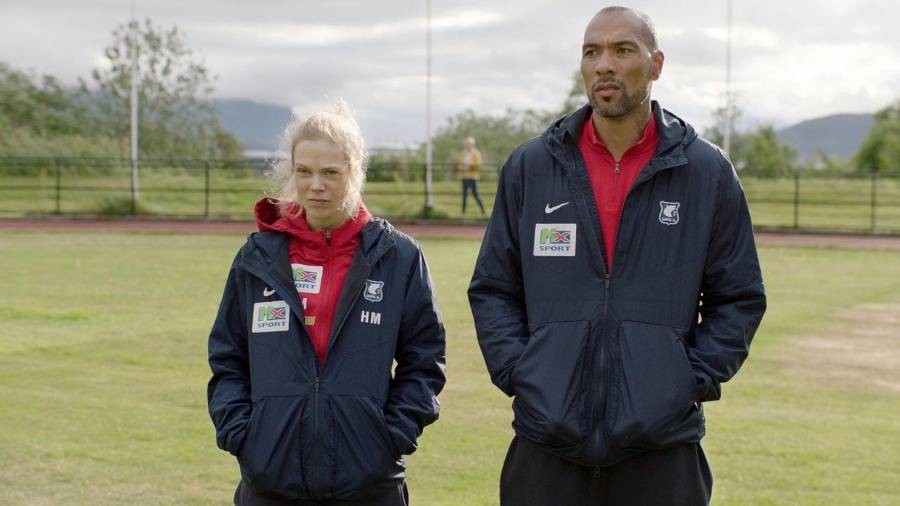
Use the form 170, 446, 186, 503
457, 136, 485, 215
208, 102, 446, 505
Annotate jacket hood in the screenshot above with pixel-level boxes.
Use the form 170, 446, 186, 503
253, 197, 373, 262
544, 101, 697, 162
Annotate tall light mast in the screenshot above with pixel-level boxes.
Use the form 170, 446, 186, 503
723, 0, 733, 157
130, 0, 140, 203
424, 0, 434, 213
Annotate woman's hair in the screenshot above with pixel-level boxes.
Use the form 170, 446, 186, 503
268, 100, 367, 215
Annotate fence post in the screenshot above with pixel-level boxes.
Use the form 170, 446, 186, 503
870, 171, 877, 232
204, 160, 211, 218
793, 171, 800, 229
54, 158, 62, 214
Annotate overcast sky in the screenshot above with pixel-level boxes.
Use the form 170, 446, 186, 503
3, 0, 898, 147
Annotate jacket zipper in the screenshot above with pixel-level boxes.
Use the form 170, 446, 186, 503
242, 227, 390, 498
312, 363, 321, 498
594, 159, 690, 466
592, 275, 611, 469
309, 229, 382, 497
312, 230, 333, 498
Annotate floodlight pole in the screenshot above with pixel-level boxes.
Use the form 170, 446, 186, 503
129, 0, 140, 203
723, 0, 733, 157
424, 0, 434, 213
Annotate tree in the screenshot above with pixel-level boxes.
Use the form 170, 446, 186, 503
91, 18, 243, 159
854, 100, 900, 173
0, 63, 121, 158
0, 63, 93, 138
423, 108, 552, 178
702, 104, 749, 163
740, 126, 797, 177
560, 70, 587, 115
702, 104, 799, 176
813, 149, 851, 173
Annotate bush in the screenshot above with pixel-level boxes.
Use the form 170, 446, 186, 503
96, 195, 156, 215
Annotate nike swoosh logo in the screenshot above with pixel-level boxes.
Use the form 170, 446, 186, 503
545, 202, 570, 214
263, 287, 276, 297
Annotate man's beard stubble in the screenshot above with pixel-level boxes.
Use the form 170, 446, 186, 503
588, 81, 651, 118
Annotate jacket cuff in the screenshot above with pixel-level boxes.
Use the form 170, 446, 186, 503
694, 371, 721, 402
387, 425, 417, 457
495, 362, 518, 397
220, 421, 250, 456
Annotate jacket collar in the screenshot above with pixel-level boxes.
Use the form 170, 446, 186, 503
234, 217, 397, 333
544, 100, 697, 175
239, 216, 396, 274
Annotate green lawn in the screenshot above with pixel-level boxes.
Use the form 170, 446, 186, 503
2, 168, 899, 231
0, 232, 899, 505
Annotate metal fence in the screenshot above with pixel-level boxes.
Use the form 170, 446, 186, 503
1, 156, 898, 233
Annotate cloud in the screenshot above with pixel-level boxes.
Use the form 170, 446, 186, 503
212, 10, 504, 48
1, 0, 898, 146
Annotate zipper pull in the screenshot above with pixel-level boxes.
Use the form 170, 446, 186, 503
323, 230, 331, 245
605, 278, 610, 289
315, 376, 320, 392
614, 161, 621, 173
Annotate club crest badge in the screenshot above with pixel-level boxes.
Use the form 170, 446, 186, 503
363, 279, 384, 302
659, 201, 680, 226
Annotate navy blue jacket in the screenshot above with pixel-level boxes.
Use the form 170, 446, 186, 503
468, 103, 766, 466
208, 218, 446, 500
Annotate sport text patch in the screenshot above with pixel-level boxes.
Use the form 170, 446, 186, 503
292, 264, 323, 294
252, 300, 290, 333
533, 223, 577, 256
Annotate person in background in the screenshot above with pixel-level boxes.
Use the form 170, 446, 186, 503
458, 136, 486, 215
468, 6, 766, 506
208, 101, 446, 506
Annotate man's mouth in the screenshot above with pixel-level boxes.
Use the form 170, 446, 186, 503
593, 81, 621, 97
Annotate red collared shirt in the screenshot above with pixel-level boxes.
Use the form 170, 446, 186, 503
578, 113, 658, 272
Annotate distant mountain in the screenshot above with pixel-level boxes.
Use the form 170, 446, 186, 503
214, 99, 294, 152
776, 113, 874, 160
213, 99, 876, 161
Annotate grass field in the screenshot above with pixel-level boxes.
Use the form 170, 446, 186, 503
1, 232, 899, 505
2, 167, 899, 232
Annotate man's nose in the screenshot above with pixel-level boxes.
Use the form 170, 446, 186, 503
593, 50, 615, 75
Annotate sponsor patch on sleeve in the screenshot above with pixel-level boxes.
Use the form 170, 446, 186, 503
252, 300, 290, 333
292, 264, 323, 294
533, 223, 577, 256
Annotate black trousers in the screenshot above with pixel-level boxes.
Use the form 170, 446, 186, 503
234, 480, 408, 506
500, 437, 712, 506
461, 179, 485, 214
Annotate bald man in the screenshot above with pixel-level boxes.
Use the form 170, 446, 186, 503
469, 6, 766, 505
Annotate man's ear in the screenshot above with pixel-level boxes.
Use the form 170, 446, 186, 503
651, 50, 665, 81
